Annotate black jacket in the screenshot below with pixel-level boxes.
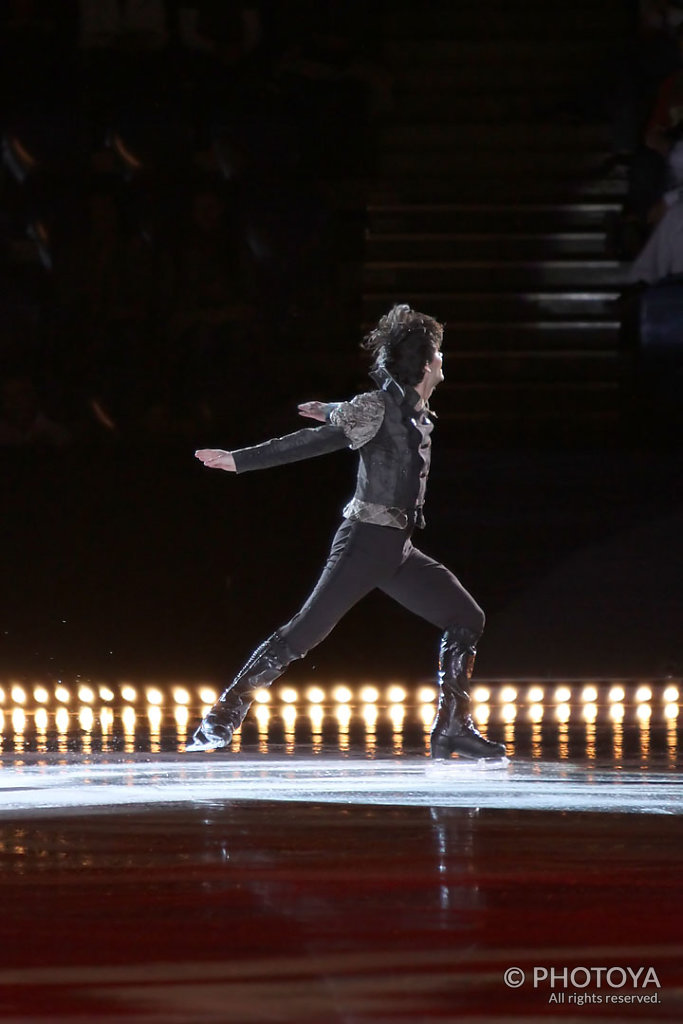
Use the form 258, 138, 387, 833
231, 370, 434, 529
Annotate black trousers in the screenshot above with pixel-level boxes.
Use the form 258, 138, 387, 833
278, 519, 485, 658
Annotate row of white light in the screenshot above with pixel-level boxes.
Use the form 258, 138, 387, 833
1, 704, 679, 744
0, 683, 680, 706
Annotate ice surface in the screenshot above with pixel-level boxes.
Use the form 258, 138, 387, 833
0, 753, 680, 816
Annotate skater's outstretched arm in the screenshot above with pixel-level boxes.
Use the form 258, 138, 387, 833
195, 392, 385, 475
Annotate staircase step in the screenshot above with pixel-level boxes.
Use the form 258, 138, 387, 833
384, 1, 629, 39
364, 260, 629, 290
365, 232, 608, 259
448, 350, 619, 384
361, 319, 618, 349
362, 291, 620, 320
382, 38, 621, 67
379, 122, 610, 150
379, 149, 609, 177
367, 203, 620, 233
389, 93, 583, 121
394, 66, 612, 94
368, 178, 627, 200
436, 381, 619, 417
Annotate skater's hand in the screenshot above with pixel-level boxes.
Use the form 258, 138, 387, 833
297, 401, 328, 422
195, 449, 236, 472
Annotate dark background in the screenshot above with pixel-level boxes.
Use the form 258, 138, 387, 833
1, 0, 682, 687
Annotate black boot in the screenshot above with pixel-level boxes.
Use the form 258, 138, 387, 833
187, 631, 301, 751
430, 625, 507, 760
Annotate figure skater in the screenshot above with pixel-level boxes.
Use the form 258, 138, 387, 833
187, 304, 506, 760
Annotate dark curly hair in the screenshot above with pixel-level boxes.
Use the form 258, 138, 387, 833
362, 304, 443, 387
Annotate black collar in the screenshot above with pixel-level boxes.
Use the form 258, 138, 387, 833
370, 367, 435, 418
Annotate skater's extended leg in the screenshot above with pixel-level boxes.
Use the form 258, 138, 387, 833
187, 631, 301, 751
379, 544, 506, 760
188, 521, 406, 751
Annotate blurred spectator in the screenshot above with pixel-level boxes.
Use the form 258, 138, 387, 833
0, 375, 70, 448
629, 198, 683, 281
608, 21, 683, 256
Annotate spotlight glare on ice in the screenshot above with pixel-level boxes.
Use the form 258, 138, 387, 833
583, 703, 598, 722
362, 705, 378, 727
635, 686, 652, 703
609, 686, 625, 703
99, 686, 115, 702
55, 686, 70, 703
309, 704, 324, 731
253, 688, 270, 704
664, 686, 679, 702
474, 704, 489, 724
389, 704, 404, 727
307, 687, 325, 704
502, 703, 516, 723
636, 703, 652, 722
418, 686, 436, 704
78, 686, 95, 704
198, 687, 217, 705
173, 687, 190, 705
420, 704, 434, 726
333, 685, 352, 703
554, 686, 571, 704
33, 686, 49, 704
472, 686, 490, 703
610, 703, 625, 722
121, 685, 137, 702
146, 688, 163, 706
79, 707, 94, 731
500, 686, 517, 703
581, 686, 598, 703
35, 708, 48, 731
174, 705, 189, 728
555, 703, 571, 723
12, 708, 26, 732
11, 686, 26, 705
336, 705, 351, 727
387, 685, 406, 703
527, 686, 544, 703
664, 702, 679, 720
529, 703, 543, 722
280, 688, 298, 704
148, 705, 162, 729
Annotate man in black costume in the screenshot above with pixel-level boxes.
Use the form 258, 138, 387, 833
187, 304, 506, 760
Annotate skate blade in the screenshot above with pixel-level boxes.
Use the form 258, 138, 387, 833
185, 737, 225, 753
428, 755, 510, 770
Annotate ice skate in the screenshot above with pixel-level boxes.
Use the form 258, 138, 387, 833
186, 632, 301, 753
430, 625, 507, 762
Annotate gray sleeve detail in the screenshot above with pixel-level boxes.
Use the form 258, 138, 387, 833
328, 391, 385, 450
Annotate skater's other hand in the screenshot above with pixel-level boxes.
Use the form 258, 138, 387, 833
297, 401, 328, 422
195, 449, 236, 471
